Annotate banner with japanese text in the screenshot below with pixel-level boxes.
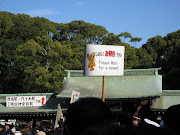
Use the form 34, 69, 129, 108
84, 44, 125, 76
6, 96, 46, 107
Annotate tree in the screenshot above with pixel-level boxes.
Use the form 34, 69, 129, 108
136, 48, 155, 68
16, 35, 67, 93
0, 12, 22, 93
142, 30, 180, 89
0, 11, 12, 36
0, 11, 67, 93
163, 45, 180, 89
123, 43, 139, 69
54, 20, 108, 44
142, 36, 166, 67
161, 30, 180, 89
102, 33, 121, 45
0, 11, 168, 93
130, 37, 142, 48
118, 32, 132, 43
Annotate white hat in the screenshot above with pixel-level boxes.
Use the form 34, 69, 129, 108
133, 116, 141, 120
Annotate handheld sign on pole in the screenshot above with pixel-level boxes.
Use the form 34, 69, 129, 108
84, 44, 125, 102
54, 104, 63, 129
70, 90, 80, 104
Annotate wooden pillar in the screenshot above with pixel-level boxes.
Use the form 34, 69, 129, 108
102, 76, 105, 102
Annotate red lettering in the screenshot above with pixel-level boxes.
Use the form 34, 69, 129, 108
105, 50, 109, 56
105, 50, 115, 57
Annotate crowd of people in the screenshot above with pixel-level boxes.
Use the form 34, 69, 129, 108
0, 122, 63, 135
0, 123, 14, 135
0, 98, 179, 135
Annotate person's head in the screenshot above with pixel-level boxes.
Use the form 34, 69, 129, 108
46, 126, 52, 132
132, 120, 139, 126
26, 121, 31, 127
64, 98, 112, 135
132, 116, 141, 127
163, 104, 180, 129
5, 124, 10, 130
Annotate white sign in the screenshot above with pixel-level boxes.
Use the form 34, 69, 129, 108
70, 91, 80, 104
6, 96, 46, 107
84, 44, 125, 76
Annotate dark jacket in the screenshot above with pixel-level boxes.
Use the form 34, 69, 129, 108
0, 131, 6, 135
5, 129, 14, 135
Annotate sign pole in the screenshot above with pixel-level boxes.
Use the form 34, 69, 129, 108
102, 76, 105, 102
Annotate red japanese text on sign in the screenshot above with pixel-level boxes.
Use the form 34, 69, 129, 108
105, 50, 115, 57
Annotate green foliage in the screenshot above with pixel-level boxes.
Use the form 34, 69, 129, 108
102, 33, 121, 45
142, 36, 166, 67
1, 11, 179, 93
23, 61, 65, 93
54, 20, 108, 44
161, 30, 180, 89
142, 30, 180, 89
118, 32, 132, 43
123, 43, 139, 68
130, 37, 142, 48
0, 11, 12, 35
136, 48, 155, 68
16, 35, 66, 93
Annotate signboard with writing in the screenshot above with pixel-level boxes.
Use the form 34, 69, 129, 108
84, 44, 125, 76
6, 96, 46, 107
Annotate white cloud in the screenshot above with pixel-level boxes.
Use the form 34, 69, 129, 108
26, 9, 57, 16
74, 1, 85, 7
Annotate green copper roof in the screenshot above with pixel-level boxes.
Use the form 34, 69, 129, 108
151, 90, 180, 111
64, 68, 161, 78
57, 68, 162, 99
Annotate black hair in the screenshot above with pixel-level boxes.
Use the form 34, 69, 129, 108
64, 98, 112, 135
163, 104, 180, 129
